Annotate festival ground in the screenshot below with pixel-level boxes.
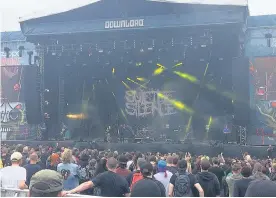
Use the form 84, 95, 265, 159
2, 140, 270, 159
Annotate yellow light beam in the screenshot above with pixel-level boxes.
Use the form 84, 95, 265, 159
172, 62, 183, 68
112, 68, 115, 74
186, 116, 193, 133
157, 93, 194, 114
112, 92, 116, 98
120, 108, 128, 121
136, 77, 146, 82
127, 78, 147, 89
122, 81, 131, 90
66, 113, 86, 120
203, 63, 209, 77
153, 67, 164, 76
173, 71, 199, 83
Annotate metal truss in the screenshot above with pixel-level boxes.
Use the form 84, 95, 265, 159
238, 126, 247, 145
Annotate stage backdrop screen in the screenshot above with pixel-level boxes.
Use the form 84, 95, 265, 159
250, 57, 276, 144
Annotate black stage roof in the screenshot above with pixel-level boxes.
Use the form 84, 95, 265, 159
20, 0, 248, 40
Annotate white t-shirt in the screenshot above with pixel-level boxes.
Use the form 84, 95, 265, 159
0, 166, 26, 188
154, 171, 173, 196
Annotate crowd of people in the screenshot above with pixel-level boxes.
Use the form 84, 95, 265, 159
1, 143, 276, 197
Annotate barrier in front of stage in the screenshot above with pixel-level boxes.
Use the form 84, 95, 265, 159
0, 188, 96, 197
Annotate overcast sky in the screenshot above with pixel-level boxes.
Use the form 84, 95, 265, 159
0, 0, 275, 32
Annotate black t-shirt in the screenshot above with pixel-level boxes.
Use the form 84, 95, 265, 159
170, 171, 198, 196
208, 166, 225, 185
131, 178, 166, 197
24, 164, 42, 186
233, 178, 254, 197
167, 166, 178, 174
92, 171, 130, 197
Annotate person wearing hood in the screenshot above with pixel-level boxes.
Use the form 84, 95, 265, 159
195, 159, 220, 197
226, 163, 242, 197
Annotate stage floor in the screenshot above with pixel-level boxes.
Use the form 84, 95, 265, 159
2, 140, 269, 158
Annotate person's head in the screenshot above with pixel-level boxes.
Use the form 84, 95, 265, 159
166, 156, 173, 165
172, 156, 179, 166
178, 159, 187, 171
253, 162, 263, 174
241, 166, 252, 178
106, 157, 118, 171
140, 162, 154, 178
50, 153, 60, 166
10, 152, 23, 165
79, 151, 90, 162
29, 153, 39, 164
212, 157, 220, 166
23, 146, 29, 154
158, 160, 168, 177
201, 159, 211, 171
29, 170, 63, 197
232, 163, 242, 174
15, 144, 24, 153
245, 180, 276, 197
118, 155, 128, 169
61, 149, 72, 164
137, 158, 146, 170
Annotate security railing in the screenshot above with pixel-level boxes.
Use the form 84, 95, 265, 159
0, 188, 95, 197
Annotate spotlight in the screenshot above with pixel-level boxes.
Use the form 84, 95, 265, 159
45, 89, 50, 92
44, 113, 50, 119
45, 101, 49, 105
18, 46, 25, 57
4, 47, 10, 58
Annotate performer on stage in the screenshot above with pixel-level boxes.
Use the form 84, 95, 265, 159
118, 124, 125, 143
267, 145, 274, 159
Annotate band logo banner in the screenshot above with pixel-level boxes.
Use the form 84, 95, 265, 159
105, 19, 144, 29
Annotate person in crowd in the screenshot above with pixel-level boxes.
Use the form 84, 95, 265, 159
127, 158, 147, 189
95, 158, 108, 176
233, 166, 254, 197
154, 160, 173, 196
47, 153, 60, 171
131, 162, 166, 197
64, 157, 130, 197
24, 152, 42, 187
270, 163, 276, 181
28, 169, 64, 197
72, 148, 80, 164
0, 157, 3, 169
245, 179, 276, 197
0, 152, 27, 189
129, 152, 143, 171
249, 162, 270, 180
40, 147, 49, 169
116, 155, 131, 177
169, 159, 204, 197
226, 163, 242, 197
1, 147, 11, 167
148, 155, 158, 174
126, 153, 133, 170
195, 159, 220, 197
77, 150, 90, 183
57, 149, 79, 190
166, 156, 178, 174
22, 146, 29, 166
209, 157, 225, 187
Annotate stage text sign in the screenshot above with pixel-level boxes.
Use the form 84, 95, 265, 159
125, 90, 177, 117
105, 19, 144, 29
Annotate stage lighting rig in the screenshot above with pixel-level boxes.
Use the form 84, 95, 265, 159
4, 47, 10, 58
45, 89, 50, 92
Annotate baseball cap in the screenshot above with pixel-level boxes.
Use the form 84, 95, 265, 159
30, 170, 63, 194
10, 152, 23, 162
140, 162, 153, 174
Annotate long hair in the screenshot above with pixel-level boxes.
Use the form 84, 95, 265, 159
61, 149, 72, 164
95, 158, 107, 176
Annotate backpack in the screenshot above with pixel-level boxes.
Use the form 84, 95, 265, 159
130, 172, 144, 189
78, 165, 90, 181
173, 172, 192, 197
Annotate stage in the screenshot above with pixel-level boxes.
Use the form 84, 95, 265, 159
2, 140, 269, 158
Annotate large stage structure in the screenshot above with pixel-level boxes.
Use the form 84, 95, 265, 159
18, 0, 249, 144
